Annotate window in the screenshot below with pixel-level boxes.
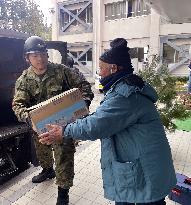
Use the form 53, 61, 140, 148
60, 10, 68, 27
86, 5, 93, 23
70, 49, 92, 65
127, 0, 132, 17
70, 51, 77, 58
79, 49, 92, 62
143, 1, 151, 15
163, 44, 190, 64
105, 1, 127, 21
79, 5, 92, 24
70, 51, 78, 65
163, 44, 179, 64
105, 3, 112, 21
87, 49, 92, 61
60, 5, 93, 30
129, 47, 145, 62
79, 10, 86, 23
116, 2, 121, 19
79, 51, 86, 61
116, 1, 126, 19
70, 9, 78, 26
132, 0, 151, 17
63, 12, 70, 25
60, 9, 79, 28
104, 0, 150, 21
137, 47, 144, 62
137, 0, 143, 16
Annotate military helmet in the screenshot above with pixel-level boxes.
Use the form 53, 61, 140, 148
24, 36, 47, 54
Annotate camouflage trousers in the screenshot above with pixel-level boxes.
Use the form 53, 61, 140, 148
33, 133, 75, 189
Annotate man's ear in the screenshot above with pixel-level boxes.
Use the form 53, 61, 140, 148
25, 55, 29, 63
25, 55, 30, 67
112, 64, 118, 73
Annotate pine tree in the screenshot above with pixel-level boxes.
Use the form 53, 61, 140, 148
139, 55, 190, 131
0, 0, 51, 39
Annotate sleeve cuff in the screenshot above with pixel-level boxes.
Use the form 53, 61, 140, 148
62, 124, 71, 139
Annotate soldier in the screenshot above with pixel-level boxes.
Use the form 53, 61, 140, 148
12, 36, 94, 205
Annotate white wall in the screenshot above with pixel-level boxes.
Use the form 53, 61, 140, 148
57, 33, 93, 44
171, 64, 190, 76
160, 23, 191, 36
149, 10, 160, 56
103, 16, 151, 41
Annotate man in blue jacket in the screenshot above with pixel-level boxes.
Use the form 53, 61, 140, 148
39, 38, 177, 205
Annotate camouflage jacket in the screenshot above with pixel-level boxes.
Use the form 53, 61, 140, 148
12, 62, 94, 122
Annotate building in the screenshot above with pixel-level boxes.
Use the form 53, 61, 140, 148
51, 0, 191, 79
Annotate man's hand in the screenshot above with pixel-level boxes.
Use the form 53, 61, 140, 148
39, 124, 63, 145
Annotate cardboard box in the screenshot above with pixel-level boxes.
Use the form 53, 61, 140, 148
28, 88, 88, 134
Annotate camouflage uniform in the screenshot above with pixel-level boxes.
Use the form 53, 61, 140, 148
12, 62, 94, 188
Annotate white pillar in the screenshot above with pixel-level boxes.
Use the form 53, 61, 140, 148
51, 0, 59, 41
149, 9, 161, 57
50, 0, 63, 63
93, 0, 103, 76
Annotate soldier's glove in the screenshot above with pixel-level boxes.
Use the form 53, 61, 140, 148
84, 100, 91, 109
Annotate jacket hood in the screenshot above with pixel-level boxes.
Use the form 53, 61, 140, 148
140, 83, 158, 103
112, 81, 158, 103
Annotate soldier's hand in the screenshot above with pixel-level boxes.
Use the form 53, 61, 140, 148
39, 124, 63, 145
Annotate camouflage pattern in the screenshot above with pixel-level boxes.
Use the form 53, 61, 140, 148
12, 62, 94, 188
33, 134, 75, 188
12, 62, 94, 122
33, 133, 54, 169
53, 139, 75, 188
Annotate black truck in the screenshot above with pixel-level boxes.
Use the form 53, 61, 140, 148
0, 29, 67, 184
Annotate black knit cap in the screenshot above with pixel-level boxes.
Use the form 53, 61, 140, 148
99, 38, 133, 73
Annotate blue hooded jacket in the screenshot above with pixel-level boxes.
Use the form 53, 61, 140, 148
64, 78, 177, 203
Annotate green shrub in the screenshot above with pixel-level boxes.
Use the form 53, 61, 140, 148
139, 55, 190, 131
